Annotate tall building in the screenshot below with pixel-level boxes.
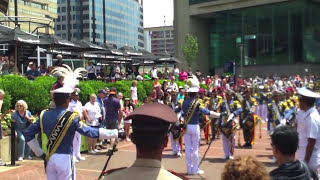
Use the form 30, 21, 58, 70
144, 26, 174, 56
175, 0, 320, 76
55, 0, 144, 49
4, 0, 57, 34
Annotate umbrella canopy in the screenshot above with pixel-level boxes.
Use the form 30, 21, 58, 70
0, 25, 49, 45
119, 45, 143, 56
157, 51, 182, 64
75, 39, 108, 51
131, 49, 157, 60
105, 43, 123, 56
40, 34, 80, 48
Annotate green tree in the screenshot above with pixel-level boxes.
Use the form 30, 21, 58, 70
181, 34, 199, 67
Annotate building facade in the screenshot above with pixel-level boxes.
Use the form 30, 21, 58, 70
175, 0, 320, 76
55, 0, 144, 49
4, 0, 57, 34
144, 26, 174, 56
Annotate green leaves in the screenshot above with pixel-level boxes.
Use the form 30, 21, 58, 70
181, 34, 199, 67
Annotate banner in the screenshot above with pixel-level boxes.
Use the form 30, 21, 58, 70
0, 0, 9, 14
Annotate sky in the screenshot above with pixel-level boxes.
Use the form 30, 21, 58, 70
143, 0, 174, 28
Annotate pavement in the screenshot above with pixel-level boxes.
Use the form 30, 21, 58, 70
0, 122, 277, 180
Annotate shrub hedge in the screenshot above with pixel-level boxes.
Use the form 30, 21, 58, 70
0, 75, 204, 115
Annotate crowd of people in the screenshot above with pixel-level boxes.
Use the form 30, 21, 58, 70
0, 55, 320, 179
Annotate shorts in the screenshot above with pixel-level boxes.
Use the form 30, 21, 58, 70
106, 120, 118, 129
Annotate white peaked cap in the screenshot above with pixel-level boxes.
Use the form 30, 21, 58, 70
297, 87, 320, 98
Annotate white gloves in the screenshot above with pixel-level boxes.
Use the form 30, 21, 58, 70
227, 114, 235, 122
27, 139, 45, 157
209, 111, 221, 119
99, 128, 118, 140
280, 119, 287, 125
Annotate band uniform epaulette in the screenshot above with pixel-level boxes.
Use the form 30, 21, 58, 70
167, 170, 190, 180
102, 167, 127, 176
250, 97, 258, 106
232, 100, 242, 108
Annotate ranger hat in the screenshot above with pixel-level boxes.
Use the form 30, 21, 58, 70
125, 103, 178, 132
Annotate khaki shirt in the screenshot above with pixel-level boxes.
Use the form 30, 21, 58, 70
104, 159, 182, 180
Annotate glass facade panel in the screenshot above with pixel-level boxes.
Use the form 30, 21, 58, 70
209, 0, 320, 69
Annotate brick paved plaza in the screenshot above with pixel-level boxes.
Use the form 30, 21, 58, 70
0, 123, 277, 180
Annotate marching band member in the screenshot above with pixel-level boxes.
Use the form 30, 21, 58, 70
175, 77, 220, 175
241, 87, 257, 148
168, 91, 182, 157
198, 88, 210, 144
210, 87, 222, 140
24, 65, 118, 180
219, 89, 243, 160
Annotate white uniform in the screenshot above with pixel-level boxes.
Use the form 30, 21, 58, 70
297, 108, 320, 174
68, 100, 83, 160
184, 124, 200, 173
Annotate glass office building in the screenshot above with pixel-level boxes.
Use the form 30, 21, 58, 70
175, 0, 320, 75
55, 0, 144, 49
208, 0, 320, 69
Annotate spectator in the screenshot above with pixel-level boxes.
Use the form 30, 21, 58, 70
83, 94, 102, 154
97, 68, 105, 79
153, 77, 160, 90
136, 73, 143, 81
25, 63, 40, 80
179, 69, 188, 81
109, 68, 116, 82
27, 62, 33, 72
12, 100, 33, 161
96, 89, 106, 128
163, 67, 170, 79
2, 64, 9, 75
45, 66, 53, 76
86, 60, 96, 80
104, 88, 121, 151
67, 90, 86, 162
0, 90, 5, 166
270, 125, 318, 179
117, 92, 124, 109
142, 97, 149, 105
151, 84, 164, 101
104, 87, 110, 97
195, 70, 202, 80
221, 156, 269, 180
162, 80, 169, 92
130, 80, 138, 106
187, 67, 193, 77
173, 64, 180, 79
144, 72, 151, 80
150, 66, 158, 80
168, 76, 179, 93
38, 64, 46, 75
177, 88, 185, 101
122, 98, 134, 141
115, 63, 121, 80
8, 60, 15, 74
53, 54, 63, 67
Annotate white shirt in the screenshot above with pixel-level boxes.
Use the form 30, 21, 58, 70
84, 101, 102, 126
86, 65, 96, 74
168, 82, 178, 92
130, 86, 138, 100
151, 69, 158, 78
68, 99, 83, 119
136, 75, 143, 81
297, 107, 320, 170
173, 68, 179, 75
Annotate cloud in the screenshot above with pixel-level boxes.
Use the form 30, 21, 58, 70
143, 0, 174, 28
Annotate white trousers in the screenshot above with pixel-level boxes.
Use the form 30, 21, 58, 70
258, 104, 268, 122
222, 134, 235, 157
184, 124, 200, 173
170, 133, 181, 154
46, 154, 75, 180
73, 131, 81, 159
